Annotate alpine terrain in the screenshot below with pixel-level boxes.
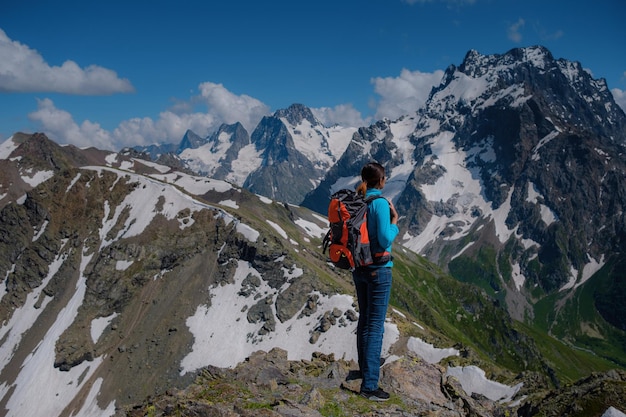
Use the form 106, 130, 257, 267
0, 45, 625, 417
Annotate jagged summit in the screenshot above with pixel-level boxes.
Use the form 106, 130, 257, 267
175, 103, 355, 204
177, 129, 206, 153
398, 45, 626, 291
459, 45, 555, 77
274, 103, 320, 126
442, 46, 625, 134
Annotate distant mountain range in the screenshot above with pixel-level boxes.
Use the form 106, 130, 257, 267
1, 45, 626, 416
134, 103, 356, 204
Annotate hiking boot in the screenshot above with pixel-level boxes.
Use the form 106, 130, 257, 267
360, 387, 390, 401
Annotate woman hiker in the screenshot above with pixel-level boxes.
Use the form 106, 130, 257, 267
353, 161, 399, 401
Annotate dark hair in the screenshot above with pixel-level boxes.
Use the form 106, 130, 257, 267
356, 162, 385, 196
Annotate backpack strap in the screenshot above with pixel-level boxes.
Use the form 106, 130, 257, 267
364, 195, 384, 204
364, 195, 392, 265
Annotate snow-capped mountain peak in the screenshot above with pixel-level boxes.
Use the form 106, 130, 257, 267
177, 103, 356, 204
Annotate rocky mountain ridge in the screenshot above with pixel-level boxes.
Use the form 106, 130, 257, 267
0, 132, 352, 415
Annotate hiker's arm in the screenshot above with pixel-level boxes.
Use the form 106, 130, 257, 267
373, 199, 399, 248
389, 201, 398, 224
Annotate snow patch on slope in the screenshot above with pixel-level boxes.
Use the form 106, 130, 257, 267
386, 116, 418, 202
0, 136, 19, 159
0, 252, 115, 417
402, 129, 516, 253
84, 166, 228, 246
446, 366, 523, 403
282, 117, 355, 170
180, 130, 234, 176
180, 259, 399, 372
228, 144, 263, 185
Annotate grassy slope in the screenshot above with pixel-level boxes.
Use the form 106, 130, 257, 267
391, 248, 549, 381
444, 242, 625, 384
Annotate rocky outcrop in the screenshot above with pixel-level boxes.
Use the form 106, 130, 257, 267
121, 348, 513, 417
122, 349, 626, 417
517, 369, 626, 417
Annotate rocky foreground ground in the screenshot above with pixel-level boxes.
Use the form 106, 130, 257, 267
120, 348, 517, 417
119, 347, 626, 417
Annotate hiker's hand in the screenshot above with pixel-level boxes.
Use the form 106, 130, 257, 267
389, 201, 398, 224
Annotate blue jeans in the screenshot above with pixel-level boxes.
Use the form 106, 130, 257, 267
352, 267, 392, 391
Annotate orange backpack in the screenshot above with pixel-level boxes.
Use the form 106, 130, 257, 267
322, 189, 390, 270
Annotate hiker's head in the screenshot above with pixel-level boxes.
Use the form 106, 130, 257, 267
357, 162, 386, 195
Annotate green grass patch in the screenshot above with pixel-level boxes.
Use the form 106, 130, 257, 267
319, 401, 347, 417
448, 246, 503, 299
515, 320, 618, 383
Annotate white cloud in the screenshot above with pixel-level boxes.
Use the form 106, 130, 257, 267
0, 28, 133, 95
371, 68, 444, 120
311, 104, 369, 127
197, 82, 270, 133
27, 83, 273, 151
507, 18, 525, 43
612, 88, 626, 113
28, 98, 114, 149
113, 111, 218, 147
28, 98, 220, 151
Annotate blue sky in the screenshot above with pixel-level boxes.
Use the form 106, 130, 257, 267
1, 0, 624, 151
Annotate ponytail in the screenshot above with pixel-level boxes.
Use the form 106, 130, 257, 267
356, 181, 368, 196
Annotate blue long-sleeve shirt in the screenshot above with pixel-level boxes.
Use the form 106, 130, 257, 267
365, 188, 399, 267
